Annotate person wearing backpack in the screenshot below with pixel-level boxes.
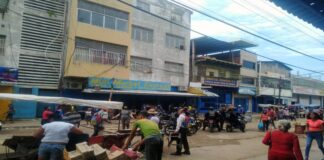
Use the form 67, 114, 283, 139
91, 110, 104, 137
171, 108, 190, 156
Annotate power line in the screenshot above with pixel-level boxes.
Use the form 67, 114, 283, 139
117, 0, 324, 76
231, 0, 324, 46
169, 0, 324, 63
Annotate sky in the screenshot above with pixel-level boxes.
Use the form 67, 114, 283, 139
176, 0, 324, 80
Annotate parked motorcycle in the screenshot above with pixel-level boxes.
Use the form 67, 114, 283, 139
225, 114, 246, 132
188, 117, 199, 136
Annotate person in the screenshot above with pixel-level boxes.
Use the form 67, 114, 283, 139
91, 109, 105, 137
122, 111, 163, 160
85, 108, 92, 126
203, 107, 214, 130
267, 107, 276, 129
63, 106, 82, 127
171, 108, 190, 156
113, 106, 134, 130
283, 108, 290, 120
237, 105, 245, 115
6, 104, 15, 122
148, 108, 160, 125
260, 110, 270, 132
41, 107, 53, 125
33, 114, 83, 160
53, 106, 63, 121
262, 120, 303, 160
219, 107, 226, 131
305, 112, 324, 160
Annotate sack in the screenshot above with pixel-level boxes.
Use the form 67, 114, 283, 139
258, 121, 264, 130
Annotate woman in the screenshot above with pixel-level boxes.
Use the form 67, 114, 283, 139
85, 108, 92, 126
262, 120, 303, 160
260, 110, 270, 132
305, 112, 324, 160
41, 107, 53, 125
113, 106, 134, 130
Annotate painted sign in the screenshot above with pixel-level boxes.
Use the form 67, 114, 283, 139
203, 77, 238, 88
0, 66, 18, 84
88, 77, 171, 91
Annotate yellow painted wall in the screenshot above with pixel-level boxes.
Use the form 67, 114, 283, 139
64, 0, 132, 79
0, 86, 12, 120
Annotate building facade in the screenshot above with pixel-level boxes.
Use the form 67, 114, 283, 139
0, 0, 66, 119
233, 50, 258, 112
130, 0, 191, 89
291, 75, 324, 107
257, 61, 293, 106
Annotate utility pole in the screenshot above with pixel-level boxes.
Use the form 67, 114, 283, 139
278, 77, 282, 105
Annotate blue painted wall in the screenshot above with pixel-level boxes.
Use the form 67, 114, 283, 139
13, 87, 38, 119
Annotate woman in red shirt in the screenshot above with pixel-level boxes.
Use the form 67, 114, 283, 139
262, 120, 303, 160
41, 107, 53, 125
305, 112, 324, 160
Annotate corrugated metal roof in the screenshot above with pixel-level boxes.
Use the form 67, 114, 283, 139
192, 36, 257, 55
269, 0, 324, 31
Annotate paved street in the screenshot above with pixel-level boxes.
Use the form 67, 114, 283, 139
0, 118, 323, 160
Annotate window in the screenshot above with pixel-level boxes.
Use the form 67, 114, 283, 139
261, 77, 291, 90
225, 71, 231, 78
131, 56, 152, 73
77, 9, 91, 23
132, 26, 153, 43
165, 61, 184, 76
91, 12, 104, 27
78, 0, 129, 32
74, 38, 127, 66
0, 36, 5, 55
171, 12, 182, 22
241, 77, 255, 85
166, 34, 185, 49
209, 72, 214, 77
137, 0, 150, 11
243, 60, 256, 70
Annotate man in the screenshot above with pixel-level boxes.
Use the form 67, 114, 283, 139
122, 111, 163, 160
267, 107, 276, 129
92, 109, 105, 137
171, 108, 190, 156
148, 108, 160, 125
113, 106, 133, 130
34, 114, 83, 160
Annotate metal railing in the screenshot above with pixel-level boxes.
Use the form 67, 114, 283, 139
130, 61, 152, 73
74, 47, 126, 66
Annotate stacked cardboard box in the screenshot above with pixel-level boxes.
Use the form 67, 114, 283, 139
91, 144, 108, 160
76, 142, 95, 160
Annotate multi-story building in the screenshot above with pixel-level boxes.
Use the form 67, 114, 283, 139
130, 0, 191, 89
190, 37, 256, 111
233, 50, 258, 112
0, 0, 66, 119
257, 61, 292, 105
291, 75, 324, 107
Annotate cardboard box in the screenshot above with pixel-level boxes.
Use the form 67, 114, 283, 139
91, 144, 108, 160
76, 142, 95, 160
108, 150, 130, 160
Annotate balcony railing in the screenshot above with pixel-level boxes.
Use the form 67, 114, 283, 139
73, 47, 126, 66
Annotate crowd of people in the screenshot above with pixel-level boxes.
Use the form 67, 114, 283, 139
261, 108, 324, 160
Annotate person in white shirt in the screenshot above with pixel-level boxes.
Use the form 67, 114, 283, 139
34, 114, 83, 160
171, 108, 190, 156
148, 108, 160, 125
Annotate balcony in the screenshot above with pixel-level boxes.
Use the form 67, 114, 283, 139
73, 47, 126, 66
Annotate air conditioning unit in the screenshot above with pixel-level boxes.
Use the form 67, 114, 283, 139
63, 81, 83, 89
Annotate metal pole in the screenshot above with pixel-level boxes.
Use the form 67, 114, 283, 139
278, 77, 282, 105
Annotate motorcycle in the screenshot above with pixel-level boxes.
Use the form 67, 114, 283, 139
188, 117, 199, 136
225, 114, 246, 132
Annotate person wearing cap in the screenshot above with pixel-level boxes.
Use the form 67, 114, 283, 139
171, 108, 190, 156
122, 111, 163, 160
148, 108, 160, 125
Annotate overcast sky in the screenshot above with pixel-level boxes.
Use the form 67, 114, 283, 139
176, 0, 324, 80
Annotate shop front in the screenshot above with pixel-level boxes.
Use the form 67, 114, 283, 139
234, 86, 256, 112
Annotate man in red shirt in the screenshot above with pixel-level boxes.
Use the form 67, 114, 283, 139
41, 107, 53, 125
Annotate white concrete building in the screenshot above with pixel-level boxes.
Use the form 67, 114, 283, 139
130, 0, 192, 90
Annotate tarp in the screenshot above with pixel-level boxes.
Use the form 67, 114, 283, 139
187, 87, 219, 97
0, 93, 123, 110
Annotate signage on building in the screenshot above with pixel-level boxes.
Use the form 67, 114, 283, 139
239, 87, 256, 95
88, 77, 171, 91
293, 86, 324, 96
203, 77, 238, 88
0, 66, 18, 85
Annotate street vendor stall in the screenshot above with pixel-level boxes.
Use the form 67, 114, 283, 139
0, 93, 128, 160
